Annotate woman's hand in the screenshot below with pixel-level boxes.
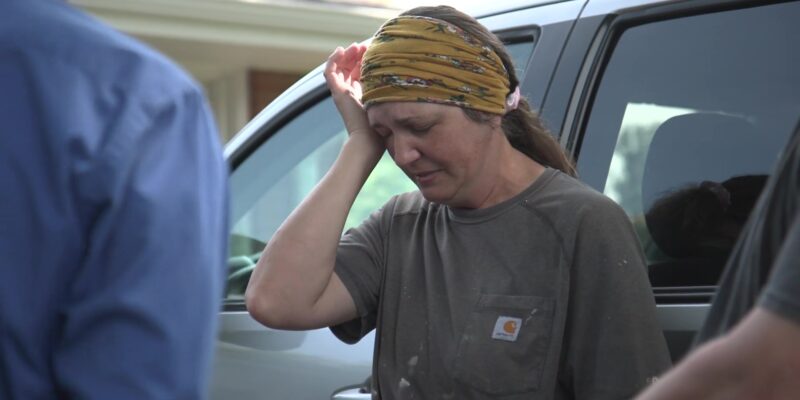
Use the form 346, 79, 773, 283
324, 44, 384, 156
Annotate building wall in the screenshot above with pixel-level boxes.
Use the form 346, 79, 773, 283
249, 70, 304, 118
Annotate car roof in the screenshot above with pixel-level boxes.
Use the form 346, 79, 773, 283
468, 0, 573, 18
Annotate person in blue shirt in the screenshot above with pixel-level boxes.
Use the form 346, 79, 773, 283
0, 1, 229, 399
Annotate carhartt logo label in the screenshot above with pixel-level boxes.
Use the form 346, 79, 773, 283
492, 316, 522, 341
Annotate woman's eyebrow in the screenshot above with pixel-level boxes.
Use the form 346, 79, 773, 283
395, 115, 438, 126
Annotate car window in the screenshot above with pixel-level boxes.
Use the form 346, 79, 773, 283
506, 40, 534, 79
224, 38, 537, 301
576, 2, 800, 288
225, 97, 416, 301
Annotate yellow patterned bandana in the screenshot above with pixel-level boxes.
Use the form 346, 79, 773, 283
360, 16, 510, 115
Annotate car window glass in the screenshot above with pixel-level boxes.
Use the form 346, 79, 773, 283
225, 37, 536, 301
506, 40, 534, 79
576, 2, 800, 288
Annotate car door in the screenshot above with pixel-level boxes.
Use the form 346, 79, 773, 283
212, 2, 585, 399
547, 0, 800, 361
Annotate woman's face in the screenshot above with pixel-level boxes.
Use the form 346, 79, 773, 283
366, 102, 503, 208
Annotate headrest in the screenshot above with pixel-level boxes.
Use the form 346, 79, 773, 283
641, 112, 764, 211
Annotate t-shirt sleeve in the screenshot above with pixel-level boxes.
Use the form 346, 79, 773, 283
330, 198, 395, 344
562, 196, 672, 399
758, 212, 800, 325
54, 81, 228, 399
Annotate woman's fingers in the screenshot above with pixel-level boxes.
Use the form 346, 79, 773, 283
353, 44, 369, 82
327, 43, 367, 78
324, 47, 349, 92
335, 44, 355, 83
325, 44, 368, 100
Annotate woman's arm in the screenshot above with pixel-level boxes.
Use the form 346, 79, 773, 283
245, 44, 385, 330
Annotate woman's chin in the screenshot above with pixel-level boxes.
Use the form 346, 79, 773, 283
418, 188, 448, 204
419, 187, 465, 207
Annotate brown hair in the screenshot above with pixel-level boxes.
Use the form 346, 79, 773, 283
400, 6, 576, 177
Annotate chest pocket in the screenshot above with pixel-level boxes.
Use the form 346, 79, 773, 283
452, 294, 555, 396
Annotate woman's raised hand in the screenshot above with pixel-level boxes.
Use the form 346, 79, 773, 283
325, 44, 366, 103
324, 44, 383, 154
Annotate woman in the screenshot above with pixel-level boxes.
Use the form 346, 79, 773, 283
246, 6, 670, 399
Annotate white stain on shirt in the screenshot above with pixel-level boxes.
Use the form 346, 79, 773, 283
408, 355, 419, 376
398, 377, 410, 389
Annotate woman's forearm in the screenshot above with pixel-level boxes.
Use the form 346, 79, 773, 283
246, 135, 382, 329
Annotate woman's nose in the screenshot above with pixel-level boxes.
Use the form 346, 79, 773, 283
389, 133, 421, 167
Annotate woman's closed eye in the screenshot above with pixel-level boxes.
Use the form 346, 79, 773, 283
408, 122, 434, 135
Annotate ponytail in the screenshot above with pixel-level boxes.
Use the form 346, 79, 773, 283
502, 98, 576, 177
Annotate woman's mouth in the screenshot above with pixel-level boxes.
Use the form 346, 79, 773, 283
414, 170, 439, 185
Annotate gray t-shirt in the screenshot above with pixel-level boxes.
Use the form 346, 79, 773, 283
695, 126, 800, 344
333, 168, 671, 399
